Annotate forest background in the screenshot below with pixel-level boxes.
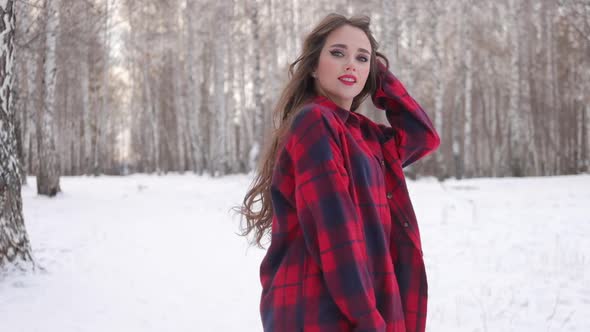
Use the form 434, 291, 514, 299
12, 0, 590, 187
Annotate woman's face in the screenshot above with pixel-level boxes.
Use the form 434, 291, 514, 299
314, 25, 372, 111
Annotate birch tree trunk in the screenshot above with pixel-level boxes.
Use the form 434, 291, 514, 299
81, 40, 91, 174
463, 0, 473, 177
212, 0, 228, 176
430, 0, 446, 177
37, 0, 61, 196
249, 0, 264, 167
173, 21, 186, 173
0, 0, 34, 268
227, 0, 239, 173
184, 0, 203, 174
235, 0, 253, 172
14, 0, 30, 184
138, 4, 158, 173
507, 0, 525, 176
96, 0, 110, 175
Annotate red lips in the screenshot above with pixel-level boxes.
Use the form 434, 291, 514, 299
338, 74, 357, 86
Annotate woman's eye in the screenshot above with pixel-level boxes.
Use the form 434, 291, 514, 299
357, 56, 369, 62
330, 50, 344, 57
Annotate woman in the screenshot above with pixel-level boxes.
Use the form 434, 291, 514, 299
238, 13, 440, 332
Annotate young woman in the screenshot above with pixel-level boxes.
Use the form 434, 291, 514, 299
238, 13, 440, 332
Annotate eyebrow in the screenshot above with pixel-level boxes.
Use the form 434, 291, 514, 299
329, 43, 371, 55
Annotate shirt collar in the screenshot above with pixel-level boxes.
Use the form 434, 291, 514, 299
311, 95, 354, 123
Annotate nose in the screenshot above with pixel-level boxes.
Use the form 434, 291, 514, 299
345, 61, 356, 72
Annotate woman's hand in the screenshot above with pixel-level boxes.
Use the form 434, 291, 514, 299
372, 58, 396, 110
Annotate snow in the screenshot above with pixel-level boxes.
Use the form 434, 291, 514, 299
1, 173, 589, 331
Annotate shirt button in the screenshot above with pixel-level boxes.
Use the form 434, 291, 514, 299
380, 159, 385, 166
386, 192, 392, 199
403, 222, 409, 227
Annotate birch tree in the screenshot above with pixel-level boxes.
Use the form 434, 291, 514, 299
507, 0, 525, 176
211, 0, 229, 176
10, 0, 590, 179
37, 0, 61, 196
429, 0, 446, 177
184, 0, 205, 174
462, 0, 473, 178
0, 0, 34, 268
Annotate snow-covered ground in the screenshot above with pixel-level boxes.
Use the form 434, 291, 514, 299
1, 174, 588, 331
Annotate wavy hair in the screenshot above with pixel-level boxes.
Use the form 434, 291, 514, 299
235, 13, 389, 248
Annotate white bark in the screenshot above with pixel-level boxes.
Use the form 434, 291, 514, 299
37, 0, 61, 196
212, 0, 228, 176
173, 30, 186, 172
230, 0, 254, 172
184, 0, 203, 173
79, 7, 92, 174
431, 0, 445, 175
249, 1, 264, 165
14, 0, 31, 181
463, 0, 473, 177
143, 60, 158, 173
227, 0, 238, 173
81, 44, 90, 173
507, 0, 524, 175
97, 0, 110, 174
0, 0, 34, 267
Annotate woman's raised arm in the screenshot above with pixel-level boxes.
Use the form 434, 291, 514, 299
371, 61, 440, 168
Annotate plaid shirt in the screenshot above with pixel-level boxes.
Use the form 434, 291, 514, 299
260, 65, 440, 332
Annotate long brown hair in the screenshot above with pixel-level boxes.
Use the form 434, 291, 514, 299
235, 13, 389, 248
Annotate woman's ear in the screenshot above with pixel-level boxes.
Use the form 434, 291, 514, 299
310, 66, 318, 78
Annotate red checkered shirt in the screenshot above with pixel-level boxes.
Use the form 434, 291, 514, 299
260, 65, 440, 332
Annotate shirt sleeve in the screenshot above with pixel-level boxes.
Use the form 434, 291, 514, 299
371, 61, 441, 168
286, 106, 386, 332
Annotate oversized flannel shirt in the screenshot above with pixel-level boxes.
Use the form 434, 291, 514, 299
260, 65, 441, 332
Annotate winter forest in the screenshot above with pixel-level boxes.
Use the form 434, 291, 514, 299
1, 0, 590, 331
7, 0, 590, 183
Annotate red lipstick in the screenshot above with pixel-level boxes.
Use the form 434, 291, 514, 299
338, 74, 357, 86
